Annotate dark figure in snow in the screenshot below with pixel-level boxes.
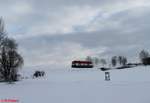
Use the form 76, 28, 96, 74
105, 72, 110, 81
33, 71, 45, 78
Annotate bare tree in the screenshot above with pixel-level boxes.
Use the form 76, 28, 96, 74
122, 57, 127, 66
85, 56, 93, 62
100, 59, 107, 66
0, 18, 24, 82
1, 38, 23, 82
139, 50, 150, 62
117, 56, 127, 66
111, 56, 117, 67
0, 17, 6, 47
93, 57, 100, 65
111, 56, 127, 67
118, 56, 122, 65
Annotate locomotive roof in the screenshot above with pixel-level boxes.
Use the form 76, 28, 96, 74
72, 60, 93, 64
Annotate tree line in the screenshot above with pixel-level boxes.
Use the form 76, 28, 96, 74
85, 49, 150, 67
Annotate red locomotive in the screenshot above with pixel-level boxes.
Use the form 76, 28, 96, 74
72, 60, 93, 68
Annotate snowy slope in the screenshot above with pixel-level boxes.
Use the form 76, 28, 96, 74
0, 66, 150, 103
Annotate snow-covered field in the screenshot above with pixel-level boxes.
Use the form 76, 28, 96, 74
1, 66, 150, 103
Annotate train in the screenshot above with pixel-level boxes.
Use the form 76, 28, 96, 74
71, 60, 93, 68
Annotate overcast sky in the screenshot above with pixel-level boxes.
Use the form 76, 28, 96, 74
0, 0, 150, 69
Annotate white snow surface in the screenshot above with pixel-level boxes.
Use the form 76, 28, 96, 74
1, 66, 150, 103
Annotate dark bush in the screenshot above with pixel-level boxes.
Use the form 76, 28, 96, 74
33, 71, 45, 78
99, 67, 111, 71
142, 57, 150, 65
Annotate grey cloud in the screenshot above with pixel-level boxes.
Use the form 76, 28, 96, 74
18, 5, 150, 66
